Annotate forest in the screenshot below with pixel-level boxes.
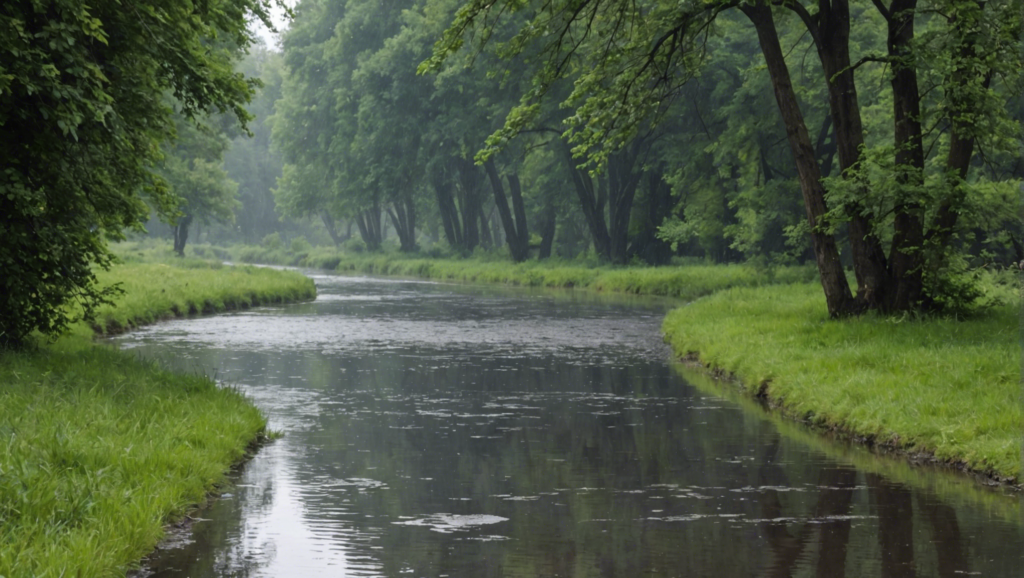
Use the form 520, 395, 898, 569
0, 1, 1021, 574
198, 0, 1020, 318
2, 0, 1021, 346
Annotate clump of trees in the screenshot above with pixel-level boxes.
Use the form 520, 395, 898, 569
0, 0, 281, 348
271, 0, 1020, 317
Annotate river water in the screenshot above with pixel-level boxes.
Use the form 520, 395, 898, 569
115, 273, 1023, 577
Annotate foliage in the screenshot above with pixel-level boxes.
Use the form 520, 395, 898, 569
0, 0, 280, 348
422, 0, 1022, 315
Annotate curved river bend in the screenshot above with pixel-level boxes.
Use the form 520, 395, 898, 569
116, 273, 1023, 577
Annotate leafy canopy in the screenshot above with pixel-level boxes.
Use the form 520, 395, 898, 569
0, 0, 283, 348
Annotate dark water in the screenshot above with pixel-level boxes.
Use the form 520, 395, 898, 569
115, 274, 1023, 578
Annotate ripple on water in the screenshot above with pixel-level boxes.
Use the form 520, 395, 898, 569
393, 514, 509, 534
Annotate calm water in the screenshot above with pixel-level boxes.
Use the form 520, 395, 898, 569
115, 273, 1023, 577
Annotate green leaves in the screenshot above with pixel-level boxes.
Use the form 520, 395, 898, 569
0, 0, 278, 347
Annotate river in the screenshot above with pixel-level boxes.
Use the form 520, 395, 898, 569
115, 273, 1023, 577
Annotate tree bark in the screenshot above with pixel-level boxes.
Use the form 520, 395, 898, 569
792, 0, 889, 309
432, 162, 464, 250
880, 0, 926, 312
607, 145, 643, 264
321, 211, 344, 247
454, 156, 482, 251
742, 2, 854, 317
173, 213, 194, 256
483, 159, 530, 262
387, 196, 417, 252
356, 196, 383, 251
925, 2, 993, 256
560, 139, 612, 260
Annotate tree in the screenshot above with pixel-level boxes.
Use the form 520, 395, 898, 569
160, 115, 240, 256
423, 0, 1021, 316
0, 0, 280, 348
224, 45, 288, 244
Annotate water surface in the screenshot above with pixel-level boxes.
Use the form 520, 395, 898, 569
117, 274, 1023, 577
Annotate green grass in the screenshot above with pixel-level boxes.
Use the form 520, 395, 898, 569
304, 251, 816, 301
87, 262, 317, 336
0, 259, 316, 576
663, 282, 1021, 482
114, 239, 815, 301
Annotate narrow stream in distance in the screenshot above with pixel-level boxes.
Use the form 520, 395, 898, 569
116, 273, 1023, 577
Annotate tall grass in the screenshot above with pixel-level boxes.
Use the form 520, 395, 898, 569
0, 258, 315, 576
663, 282, 1021, 482
0, 346, 267, 576
86, 261, 316, 336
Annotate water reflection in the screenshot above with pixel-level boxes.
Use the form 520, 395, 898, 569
120, 275, 1023, 577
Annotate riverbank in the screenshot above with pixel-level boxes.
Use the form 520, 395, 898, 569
663, 282, 1021, 485
137, 240, 818, 301
0, 260, 315, 576
123, 241, 1020, 486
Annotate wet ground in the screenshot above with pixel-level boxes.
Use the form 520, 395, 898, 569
115, 274, 1023, 577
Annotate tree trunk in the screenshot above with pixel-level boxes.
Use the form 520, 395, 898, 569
454, 156, 482, 251
483, 159, 530, 262
538, 195, 557, 260
432, 163, 464, 251
173, 213, 194, 257
793, 0, 889, 309
321, 211, 344, 247
882, 0, 926, 312
387, 196, 417, 252
742, 2, 854, 317
560, 140, 612, 260
479, 203, 494, 249
606, 145, 643, 264
356, 197, 383, 251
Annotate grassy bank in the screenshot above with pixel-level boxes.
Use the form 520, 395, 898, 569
0, 260, 315, 576
663, 282, 1021, 483
88, 261, 317, 336
140, 240, 815, 301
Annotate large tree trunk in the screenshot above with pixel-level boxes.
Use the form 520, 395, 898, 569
559, 140, 612, 260
387, 196, 417, 252
483, 159, 530, 262
881, 0, 926, 312
742, 2, 854, 317
355, 197, 383, 251
321, 211, 345, 247
606, 145, 643, 264
791, 0, 889, 309
173, 213, 194, 257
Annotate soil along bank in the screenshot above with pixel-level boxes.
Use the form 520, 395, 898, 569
662, 283, 1021, 485
0, 261, 315, 577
